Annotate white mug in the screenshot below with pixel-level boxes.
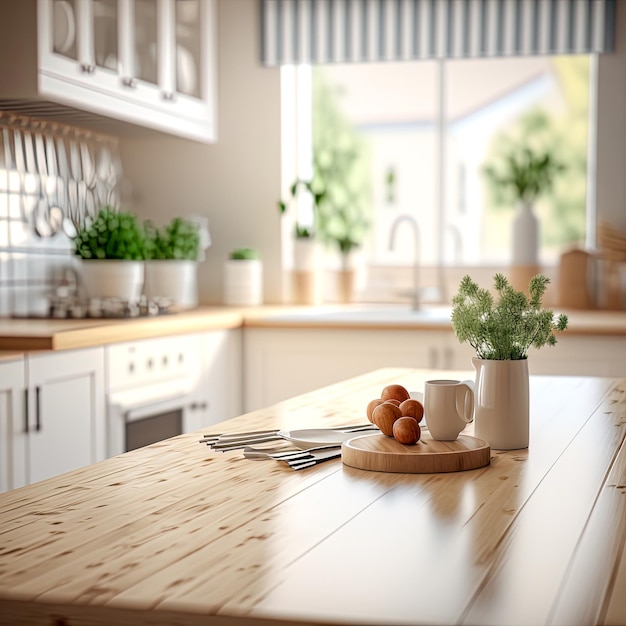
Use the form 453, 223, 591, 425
424, 379, 475, 441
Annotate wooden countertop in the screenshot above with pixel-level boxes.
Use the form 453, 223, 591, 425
0, 367, 625, 626
0, 307, 245, 351
1, 305, 625, 353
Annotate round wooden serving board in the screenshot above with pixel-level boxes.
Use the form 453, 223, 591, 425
341, 433, 491, 474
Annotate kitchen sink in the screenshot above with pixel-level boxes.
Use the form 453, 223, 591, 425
263, 305, 453, 325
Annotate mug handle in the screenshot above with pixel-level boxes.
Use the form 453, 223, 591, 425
455, 382, 475, 424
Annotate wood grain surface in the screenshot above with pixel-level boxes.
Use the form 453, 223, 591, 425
0, 367, 625, 626
342, 432, 490, 473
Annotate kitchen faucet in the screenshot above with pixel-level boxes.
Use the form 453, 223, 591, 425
388, 214, 421, 310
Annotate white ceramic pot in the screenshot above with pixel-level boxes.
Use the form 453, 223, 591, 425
512, 200, 539, 266
223, 259, 263, 306
294, 237, 318, 271
472, 357, 529, 450
144, 260, 198, 309
79, 260, 144, 302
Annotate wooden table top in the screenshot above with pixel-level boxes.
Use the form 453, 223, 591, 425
1, 367, 625, 626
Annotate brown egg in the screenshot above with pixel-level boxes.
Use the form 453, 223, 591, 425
392, 416, 421, 445
383, 398, 401, 407
366, 398, 384, 423
381, 384, 410, 403
399, 398, 424, 422
372, 402, 403, 436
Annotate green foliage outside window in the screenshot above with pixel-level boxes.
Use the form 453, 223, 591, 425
279, 71, 372, 258
482, 57, 590, 250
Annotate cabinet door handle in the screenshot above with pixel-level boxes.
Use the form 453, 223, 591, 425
23, 388, 29, 434
121, 77, 137, 88
80, 63, 96, 74
35, 386, 41, 432
160, 90, 175, 101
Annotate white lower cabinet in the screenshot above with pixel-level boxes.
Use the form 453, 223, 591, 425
243, 328, 476, 412
184, 329, 242, 432
528, 335, 626, 377
25, 348, 106, 487
0, 348, 105, 493
243, 327, 626, 412
0, 358, 25, 494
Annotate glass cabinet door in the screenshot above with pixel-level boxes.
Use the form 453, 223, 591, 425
133, 0, 158, 87
51, 0, 78, 61
94, 0, 118, 72
174, 0, 201, 99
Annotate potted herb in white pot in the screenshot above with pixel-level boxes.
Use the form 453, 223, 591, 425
74, 207, 146, 301
484, 142, 565, 282
143, 217, 201, 309
223, 247, 263, 307
279, 179, 323, 305
451, 273, 568, 450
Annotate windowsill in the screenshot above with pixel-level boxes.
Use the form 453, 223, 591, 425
333, 264, 560, 307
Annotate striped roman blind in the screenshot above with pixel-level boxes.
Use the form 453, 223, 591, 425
260, 0, 617, 65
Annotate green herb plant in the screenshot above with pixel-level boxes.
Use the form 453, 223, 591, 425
74, 207, 146, 260
229, 247, 259, 261
145, 218, 200, 261
451, 273, 568, 360
483, 146, 565, 205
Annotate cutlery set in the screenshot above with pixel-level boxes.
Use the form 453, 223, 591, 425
200, 424, 378, 471
243, 445, 343, 470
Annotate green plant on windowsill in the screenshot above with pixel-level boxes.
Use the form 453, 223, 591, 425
229, 247, 259, 261
450, 273, 568, 361
144, 217, 201, 261
74, 207, 146, 260
278, 179, 323, 240
483, 146, 565, 205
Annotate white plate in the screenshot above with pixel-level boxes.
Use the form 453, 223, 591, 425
53, 0, 76, 54
409, 390, 424, 402
277, 428, 376, 449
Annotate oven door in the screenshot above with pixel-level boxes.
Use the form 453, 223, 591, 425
107, 378, 195, 456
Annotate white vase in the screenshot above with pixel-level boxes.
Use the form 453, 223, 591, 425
79, 260, 144, 302
144, 260, 198, 309
512, 200, 539, 266
294, 237, 318, 271
472, 357, 529, 450
223, 259, 263, 306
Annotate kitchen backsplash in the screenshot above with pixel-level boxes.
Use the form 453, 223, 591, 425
0, 111, 124, 317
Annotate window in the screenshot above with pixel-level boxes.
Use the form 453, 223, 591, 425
283, 55, 592, 298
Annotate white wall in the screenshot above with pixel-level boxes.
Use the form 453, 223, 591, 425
595, 1, 626, 232
119, 0, 284, 305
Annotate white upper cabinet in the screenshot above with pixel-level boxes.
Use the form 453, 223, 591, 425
2, 0, 217, 142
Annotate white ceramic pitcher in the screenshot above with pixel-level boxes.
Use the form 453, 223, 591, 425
473, 357, 529, 450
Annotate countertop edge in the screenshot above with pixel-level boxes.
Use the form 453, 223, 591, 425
1, 305, 626, 354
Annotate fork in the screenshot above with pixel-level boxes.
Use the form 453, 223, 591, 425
243, 443, 340, 460
248, 447, 342, 470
